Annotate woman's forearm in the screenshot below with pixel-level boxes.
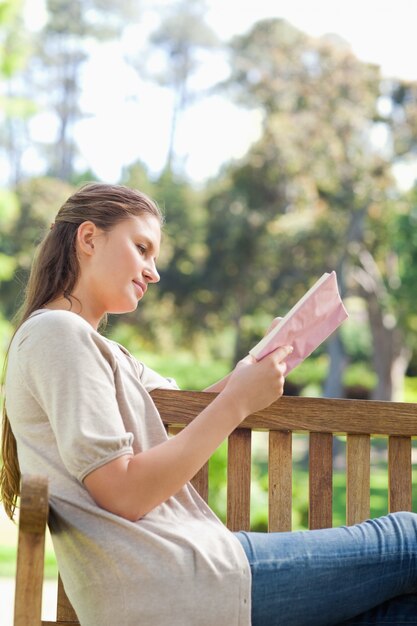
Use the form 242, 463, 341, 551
84, 390, 247, 520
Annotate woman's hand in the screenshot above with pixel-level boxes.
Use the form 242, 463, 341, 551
204, 317, 285, 394
221, 344, 292, 418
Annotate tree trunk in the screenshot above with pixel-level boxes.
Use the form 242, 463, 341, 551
322, 204, 367, 399
366, 295, 411, 401
323, 332, 348, 398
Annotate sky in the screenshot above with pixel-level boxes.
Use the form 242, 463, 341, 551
24, 0, 417, 186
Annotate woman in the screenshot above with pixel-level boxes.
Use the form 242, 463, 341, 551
1, 182, 417, 626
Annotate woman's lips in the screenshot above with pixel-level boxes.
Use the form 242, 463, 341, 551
132, 279, 146, 296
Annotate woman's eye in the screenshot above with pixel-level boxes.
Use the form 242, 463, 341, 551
136, 244, 146, 255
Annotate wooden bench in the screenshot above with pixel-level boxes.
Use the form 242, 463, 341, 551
13, 390, 417, 625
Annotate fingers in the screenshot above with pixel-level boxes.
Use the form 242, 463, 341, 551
265, 316, 283, 335
268, 345, 292, 384
224, 343, 291, 418
268, 344, 293, 363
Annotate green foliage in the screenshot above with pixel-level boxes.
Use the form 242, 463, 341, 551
117, 166, 213, 351
339, 298, 372, 358
132, 349, 229, 391
0, 187, 19, 227
200, 19, 397, 369
0, 0, 29, 77
393, 189, 417, 329
0, 312, 13, 355
0, 177, 75, 318
107, 320, 230, 390
0, 95, 37, 117
0, 253, 17, 281
342, 362, 377, 390
0, 544, 58, 578
287, 355, 328, 388
207, 441, 228, 521
404, 377, 417, 402
122, 162, 156, 198
70, 169, 100, 187
0, 7, 417, 401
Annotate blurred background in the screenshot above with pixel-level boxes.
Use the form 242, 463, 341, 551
1, 0, 417, 601
2, 0, 417, 402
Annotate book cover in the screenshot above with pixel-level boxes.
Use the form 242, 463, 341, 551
249, 271, 349, 373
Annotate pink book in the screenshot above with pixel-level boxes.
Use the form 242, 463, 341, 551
249, 271, 349, 374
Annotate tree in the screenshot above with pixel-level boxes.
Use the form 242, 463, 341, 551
0, 0, 36, 186
132, 0, 218, 173
0, 0, 29, 81
120, 162, 209, 351
208, 18, 414, 398
25, 0, 141, 181
0, 177, 74, 319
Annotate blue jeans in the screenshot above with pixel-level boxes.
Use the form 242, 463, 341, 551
235, 512, 417, 625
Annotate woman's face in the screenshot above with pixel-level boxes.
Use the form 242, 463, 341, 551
77, 213, 161, 323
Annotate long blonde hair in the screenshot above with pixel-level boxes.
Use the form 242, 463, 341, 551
1, 182, 162, 519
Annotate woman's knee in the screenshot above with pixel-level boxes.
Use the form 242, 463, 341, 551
386, 510, 417, 539
389, 510, 417, 524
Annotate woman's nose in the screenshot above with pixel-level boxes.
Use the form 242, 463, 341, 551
145, 262, 160, 283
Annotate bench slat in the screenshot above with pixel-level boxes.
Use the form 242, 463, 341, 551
388, 436, 412, 512
42, 623, 79, 626
346, 434, 370, 525
168, 425, 209, 501
191, 463, 209, 502
227, 429, 251, 531
268, 430, 292, 532
151, 390, 417, 436
14, 475, 49, 626
57, 575, 78, 622
309, 433, 333, 529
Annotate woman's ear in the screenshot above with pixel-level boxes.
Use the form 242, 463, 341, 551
76, 221, 98, 256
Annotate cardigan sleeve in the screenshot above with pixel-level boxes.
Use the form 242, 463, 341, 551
16, 311, 134, 481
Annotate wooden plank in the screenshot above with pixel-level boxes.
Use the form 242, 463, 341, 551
227, 429, 251, 531
167, 425, 209, 503
151, 389, 417, 436
42, 623, 78, 626
309, 433, 333, 529
346, 434, 370, 525
57, 575, 79, 623
191, 463, 209, 502
388, 436, 412, 512
14, 475, 49, 626
268, 431, 292, 532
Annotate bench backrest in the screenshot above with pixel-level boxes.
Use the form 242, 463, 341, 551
14, 390, 417, 625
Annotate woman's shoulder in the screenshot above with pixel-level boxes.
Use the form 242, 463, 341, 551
14, 309, 98, 349
22, 308, 91, 332
11, 310, 117, 373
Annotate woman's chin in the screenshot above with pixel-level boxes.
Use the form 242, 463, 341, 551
108, 299, 140, 316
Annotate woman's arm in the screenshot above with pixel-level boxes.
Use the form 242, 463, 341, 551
84, 344, 291, 521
